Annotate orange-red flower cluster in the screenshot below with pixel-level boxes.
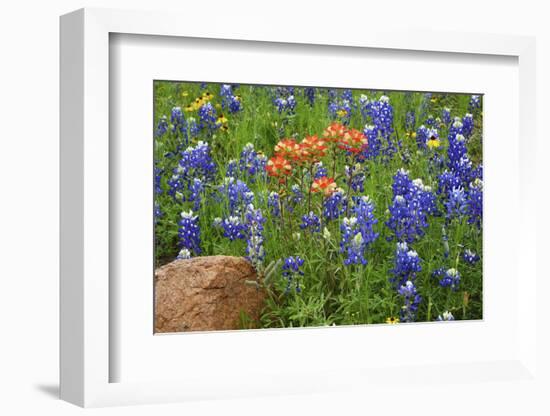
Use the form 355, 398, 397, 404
298, 135, 327, 163
338, 128, 368, 154
274, 138, 301, 161
323, 122, 347, 142
311, 176, 337, 196
323, 122, 368, 154
266, 123, 367, 186
266, 156, 292, 182
274, 136, 328, 164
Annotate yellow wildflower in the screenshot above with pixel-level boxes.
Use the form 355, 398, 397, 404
427, 138, 441, 149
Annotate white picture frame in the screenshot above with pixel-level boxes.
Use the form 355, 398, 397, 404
60, 7, 540, 408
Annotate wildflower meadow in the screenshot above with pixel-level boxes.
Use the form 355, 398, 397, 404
154, 81, 483, 328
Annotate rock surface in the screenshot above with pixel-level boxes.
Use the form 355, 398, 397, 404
155, 255, 265, 333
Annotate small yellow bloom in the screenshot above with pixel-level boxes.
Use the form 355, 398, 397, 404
427, 138, 441, 149
337, 109, 348, 117
185, 104, 194, 112
430, 97, 438, 103
202, 91, 213, 101
181, 91, 189, 97
386, 317, 399, 324
217, 114, 228, 124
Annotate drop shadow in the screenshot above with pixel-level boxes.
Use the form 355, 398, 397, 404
34, 383, 59, 399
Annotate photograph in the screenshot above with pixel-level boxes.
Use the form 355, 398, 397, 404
153, 81, 483, 333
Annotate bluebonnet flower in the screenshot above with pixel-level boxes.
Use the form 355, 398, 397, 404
274, 96, 296, 113
345, 164, 365, 192
272, 87, 296, 114
341, 89, 353, 102
168, 141, 216, 201
358, 124, 380, 160
187, 117, 200, 138
313, 161, 328, 179
353, 196, 380, 244
285, 184, 304, 212
226, 159, 238, 178
433, 267, 461, 290
245, 204, 266, 270
429, 152, 446, 174
447, 135, 473, 185
176, 248, 191, 260
469, 95, 481, 111
390, 242, 422, 288
463, 249, 480, 264
220, 84, 243, 113
449, 119, 464, 140
328, 89, 338, 101
304, 87, 316, 106
300, 212, 321, 233
340, 221, 367, 266
179, 141, 217, 182
425, 115, 435, 127
386, 170, 437, 242
437, 311, 455, 321
467, 178, 483, 227
268, 191, 281, 217
282, 256, 305, 293
154, 165, 163, 195
339, 196, 379, 266
217, 177, 254, 215
239, 143, 267, 183
392, 168, 413, 197
198, 102, 219, 132
323, 190, 347, 221
154, 201, 162, 224
412, 179, 438, 216
472, 163, 483, 182
220, 84, 233, 100
228, 95, 242, 113
398, 280, 422, 322
438, 170, 462, 197
216, 216, 246, 241
445, 186, 468, 220
359, 94, 370, 120
328, 101, 339, 118
447, 134, 467, 166
327, 90, 353, 124
170, 106, 186, 136
405, 111, 416, 131
366, 95, 394, 140
442, 107, 451, 125
362, 95, 395, 158
178, 210, 201, 256
188, 178, 203, 211
155, 115, 168, 137
462, 113, 474, 138
416, 125, 428, 150
386, 196, 414, 242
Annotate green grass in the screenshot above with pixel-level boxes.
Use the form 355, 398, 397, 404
154, 81, 483, 328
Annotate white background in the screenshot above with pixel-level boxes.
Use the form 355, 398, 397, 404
0, 1, 548, 415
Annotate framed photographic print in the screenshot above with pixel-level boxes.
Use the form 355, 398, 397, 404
60, 7, 541, 409
152, 80, 483, 334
